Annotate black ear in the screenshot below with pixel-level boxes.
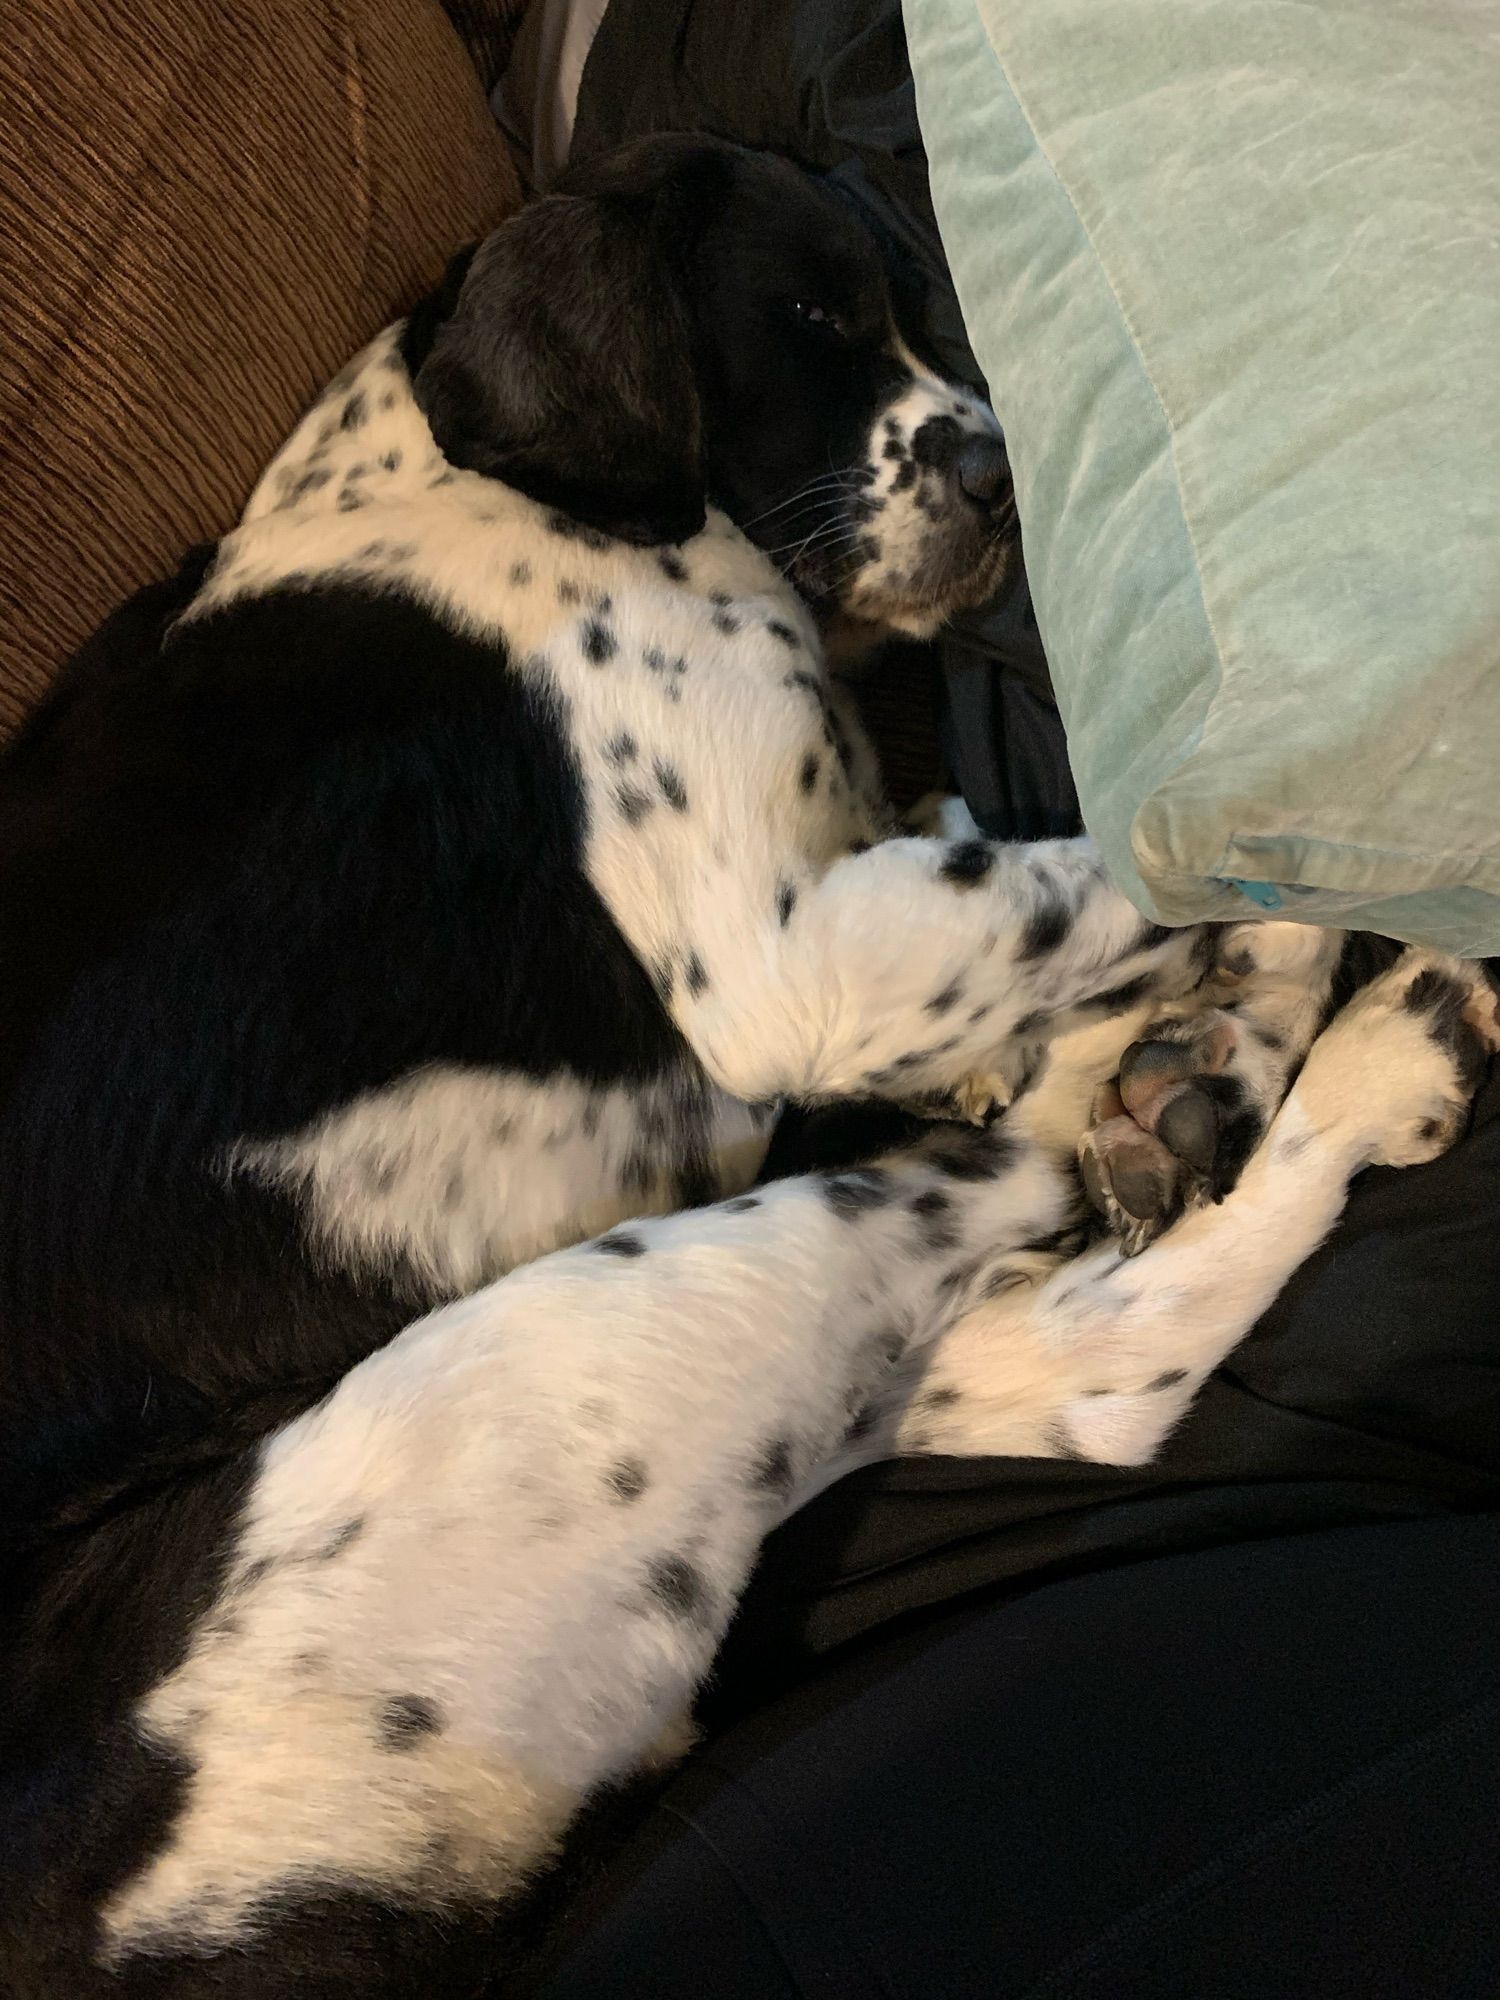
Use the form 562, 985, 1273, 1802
413, 150, 730, 547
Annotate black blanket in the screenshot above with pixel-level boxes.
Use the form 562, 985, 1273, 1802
570, 0, 1500, 1719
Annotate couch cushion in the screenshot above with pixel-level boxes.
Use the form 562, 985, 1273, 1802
907, 0, 1500, 951
0, 0, 522, 736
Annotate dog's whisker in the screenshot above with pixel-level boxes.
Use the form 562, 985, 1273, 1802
738, 473, 861, 530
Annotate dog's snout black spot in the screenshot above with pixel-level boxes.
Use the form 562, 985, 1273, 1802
909, 413, 963, 470
957, 434, 1010, 507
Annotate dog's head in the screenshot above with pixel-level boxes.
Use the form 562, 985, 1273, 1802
410, 137, 1017, 639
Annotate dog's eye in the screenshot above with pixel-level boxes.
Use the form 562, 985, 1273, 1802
792, 301, 848, 340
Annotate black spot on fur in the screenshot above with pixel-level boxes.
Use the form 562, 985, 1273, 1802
1019, 889, 1073, 962
645, 1553, 709, 1621
558, 580, 582, 605
581, 620, 617, 665
823, 1168, 894, 1218
776, 880, 797, 927
1404, 967, 1489, 1090
723, 1194, 761, 1213
785, 668, 821, 698
1079, 974, 1153, 1017
712, 609, 741, 635
753, 1438, 795, 1493
606, 1457, 649, 1503
380, 449, 402, 473
928, 1128, 1017, 1180
595, 1231, 647, 1258
684, 952, 709, 997
606, 732, 638, 765
882, 437, 906, 461
340, 391, 367, 431
320, 1516, 365, 1560
767, 620, 799, 647
967, 1003, 992, 1027
656, 761, 688, 811
337, 490, 368, 512
941, 839, 994, 888
844, 1403, 880, 1443
614, 783, 653, 825
891, 457, 917, 493
658, 549, 688, 582
1210, 1108, 1266, 1198
911, 415, 963, 467
923, 1385, 961, 1409
379, 1694, 443, 1750
1149, 1369, 1189, 1391
911, 1187, 960, 1254
799, 752, 821, 794
926, 981, 963, 1016
547, 511, 611, 550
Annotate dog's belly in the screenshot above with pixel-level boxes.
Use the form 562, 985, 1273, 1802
236, 1061, 773, 1297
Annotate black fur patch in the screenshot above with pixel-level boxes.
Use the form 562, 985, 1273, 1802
940, 840, 994, 888
776, 880, 797, 927
581, 620, 618, 664
605, 1457, 649, 1502
1018, 890, 1072, 961
378, 1693, 443, 1749
823, 1168, 895, 1218
645, 1553, 709, 1621
595, 1232, 648, 1258
655, 761, 689, 811
910, 1187, 960, 1254
658, 550, 689, 582
1078, 974, 1153, 1017
752, 1438, 795, 1493
799, 752, 821, 794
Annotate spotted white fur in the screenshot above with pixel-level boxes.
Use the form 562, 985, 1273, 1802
188, 326, 1198, 1287
104, 948, 1497, 1962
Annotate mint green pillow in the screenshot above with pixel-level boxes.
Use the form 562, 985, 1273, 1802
907, 0, 1500, 952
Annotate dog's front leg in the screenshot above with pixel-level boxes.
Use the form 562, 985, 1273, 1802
626, 832, 1208, 1110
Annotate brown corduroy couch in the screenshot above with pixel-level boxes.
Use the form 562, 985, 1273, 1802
0, 0, 528, 739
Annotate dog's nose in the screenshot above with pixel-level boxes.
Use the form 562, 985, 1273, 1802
957, 434, 1011, 507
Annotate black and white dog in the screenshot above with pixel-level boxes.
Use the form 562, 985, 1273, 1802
3, 138, 1495, 1998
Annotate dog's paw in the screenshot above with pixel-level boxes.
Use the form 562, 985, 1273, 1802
1077, 1004, 1282, 1254
1291, 951, 1500, 1170
948, 1072, 1011, 1126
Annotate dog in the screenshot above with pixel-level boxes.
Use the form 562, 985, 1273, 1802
3, 135, 1496, 1996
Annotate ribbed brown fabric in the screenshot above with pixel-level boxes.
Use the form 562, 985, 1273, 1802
0, 0, 523, 736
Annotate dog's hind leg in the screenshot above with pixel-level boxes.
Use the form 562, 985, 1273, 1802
87, 1109, 1075, 1985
